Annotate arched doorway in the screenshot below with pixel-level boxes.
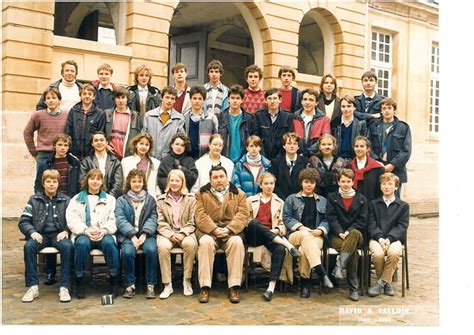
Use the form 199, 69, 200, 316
168, 2, 263, 87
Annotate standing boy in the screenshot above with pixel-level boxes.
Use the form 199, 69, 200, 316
128, 65, 161, 121
183, 85, 218, 159
217, 84, 255, 163
277, 65, 301, 114
270, 132, 308, 200
91, 63, 116, 111
367, 172, 409, 297
293, 89, 331, 156
368, 98, 411, 197
354, 70, 385, 123
24, 88, 68, 168
254, 88, 294, 160
66, 84, 106, 159
143, 86, 185, 160
242, 65, 266, 114
105, 86, 141, 159
204, 60, 229, 114
171, 63, 191, 113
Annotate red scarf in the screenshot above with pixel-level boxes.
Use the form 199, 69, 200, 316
350, 154, 383, 189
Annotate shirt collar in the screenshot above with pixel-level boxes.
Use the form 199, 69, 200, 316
341, 116, 354, 127
99, 83, 113, 90
364, 93, 376, 99
138, 86, 148, 93
383, 195, 396, 206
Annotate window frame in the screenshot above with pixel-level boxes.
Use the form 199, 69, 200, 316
370, 30, 393, 97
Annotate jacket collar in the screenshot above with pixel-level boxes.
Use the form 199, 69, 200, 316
295, 191, 320, 200
200, 182, 239, 195
32, 191, 68, 202
76, 189, 108, 203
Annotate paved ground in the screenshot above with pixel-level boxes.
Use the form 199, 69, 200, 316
1, 216, 438, 326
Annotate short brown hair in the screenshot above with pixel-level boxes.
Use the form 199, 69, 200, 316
123, 168, 147, 193
298, 168, 320, 185
361, 70, 377, 81
133, 65, 153, 85
282, 132, 300, 146
112, 86, 129, 100
354, 135, 371, 149
42, 169, 60, 185
61, 60, 78, 75
80, 83, 96, 96
207, 59, 224, 74
161, 86, 178, 98
97, 63, 113, 74
379, 172, 400, 187
80, 168, 106, 191
53, 133, 72, 147
316, 133, 337, 156
340, 94, 356, 106
337, 168, 355, 181
170, 133, 191, 152
245, 135, 261, 148
171, 63, 187, 74
278, 65, 296, 79
380, 97, 398, 111
42, 87, 62, 101
244, 64, 263, 79
301, 88, 318, 100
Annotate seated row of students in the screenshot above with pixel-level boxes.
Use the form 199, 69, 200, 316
20, 161, 408, 305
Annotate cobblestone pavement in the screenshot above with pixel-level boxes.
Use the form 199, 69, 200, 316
1, 216, 438, 326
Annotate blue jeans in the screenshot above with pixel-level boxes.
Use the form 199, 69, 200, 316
74, 235, 119, 278
24, 233, 73, 287
121, 236, 158, 286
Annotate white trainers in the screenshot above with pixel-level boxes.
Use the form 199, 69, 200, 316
22, 285, 39, 303
183, 278, 193, 296
58, 287, 71, 302
159, 284, 174, 299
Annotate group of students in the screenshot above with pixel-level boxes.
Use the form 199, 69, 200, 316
20, 58, 411, 305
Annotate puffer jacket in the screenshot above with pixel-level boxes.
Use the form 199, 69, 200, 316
79, 153, 124, 198
66, 101, 106, 159
18, 192, 70, 237
368, 116, 412, 183
283, 192, 329, 237
231, 154, 271, 197
115, 192, 157, 243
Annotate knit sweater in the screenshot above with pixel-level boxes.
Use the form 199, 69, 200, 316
242, 88, 266, 114
23, 109, 68, 155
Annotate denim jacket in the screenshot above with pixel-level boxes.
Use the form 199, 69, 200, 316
283, 192, 329, 237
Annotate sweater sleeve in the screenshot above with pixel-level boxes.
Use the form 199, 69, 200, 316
23, 113, 39, 156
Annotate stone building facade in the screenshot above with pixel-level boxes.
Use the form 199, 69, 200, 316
1, 0, 439, 217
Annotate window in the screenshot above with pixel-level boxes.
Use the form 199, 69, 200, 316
298, 12, 325, 76
429, 44, 440, 133
370, 31, 392, 97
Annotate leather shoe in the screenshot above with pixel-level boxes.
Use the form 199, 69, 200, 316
300, 279, 310, 298
262, 290, 273, 301
199, 287, 210, 303
228, 286, 240, 303
44, 273, 57, 286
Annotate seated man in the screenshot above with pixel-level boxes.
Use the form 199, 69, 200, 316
194, 165, 249, 304
19, 169, 73, 303
283, 168, 333, 298
367, 172, 409, 297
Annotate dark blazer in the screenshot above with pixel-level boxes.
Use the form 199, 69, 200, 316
354, 93, 385, 122
217, 108, 255, 161
332, 117, 368, 159
326, 191, 368, 236
79, 153, 124, 198
270, 153, 308, 200
157, 152, 198, 193
35, 152, 81, 197
368, 197, 409, 244
348, 159, 384, 202
254, 108, 294, 160
368, 117, 412, 183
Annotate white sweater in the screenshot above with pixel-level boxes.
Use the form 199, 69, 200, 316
190, 154, 234, 193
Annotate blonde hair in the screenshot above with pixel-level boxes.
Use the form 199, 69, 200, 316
42, 169, 60, 185
165, 169, 188, 195
258, 172, 276, 185
379, 172, 400, 187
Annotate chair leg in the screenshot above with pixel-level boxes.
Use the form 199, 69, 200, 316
405, 246, 409, 289
402, 252, 405, 297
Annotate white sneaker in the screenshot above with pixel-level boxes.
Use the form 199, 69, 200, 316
59, 287, 71, 302
159, 284, 174, 299
22, 285, 39, 303
183, 279, 193, 296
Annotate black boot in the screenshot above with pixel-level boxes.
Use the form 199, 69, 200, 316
109, 276, 119, 298
300, 278, 311, 298
332, 252, 351, 280
75, 277, 85, 299
347, 271, 359, 301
